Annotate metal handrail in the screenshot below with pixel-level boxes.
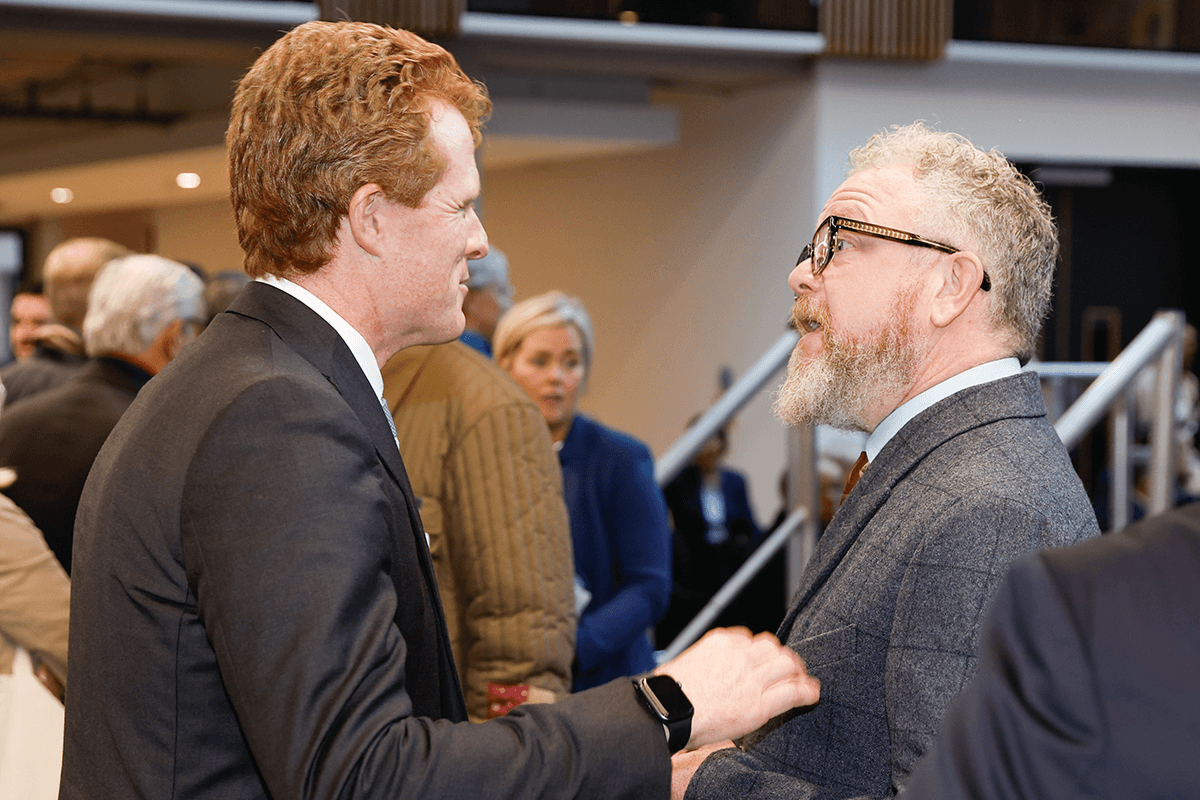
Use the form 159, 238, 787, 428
659, 506, 807, 662
1039, 309, 1186, 528
655, 329, 798, 486
1050, 312, 1182, 450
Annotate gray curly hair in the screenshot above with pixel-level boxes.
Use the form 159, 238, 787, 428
849, 122, 1057, 363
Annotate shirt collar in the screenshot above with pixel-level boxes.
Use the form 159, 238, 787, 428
865, 357, 1022, 462
256, 276, 384, 398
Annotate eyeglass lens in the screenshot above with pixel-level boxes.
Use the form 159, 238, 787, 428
795, 219, 833, 273
810, 219, 833, 275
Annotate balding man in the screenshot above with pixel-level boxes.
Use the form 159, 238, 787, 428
0, 254, 204, 574
0, 237, 130, 406
673, 122, 1100, 800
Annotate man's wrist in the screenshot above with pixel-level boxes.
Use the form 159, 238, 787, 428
633, 674, 693, 754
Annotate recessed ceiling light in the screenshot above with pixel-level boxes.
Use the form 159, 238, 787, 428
50, 187, 74, 204
176, 172, 202, 189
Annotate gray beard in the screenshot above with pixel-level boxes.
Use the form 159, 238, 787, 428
773, 289, 923, 432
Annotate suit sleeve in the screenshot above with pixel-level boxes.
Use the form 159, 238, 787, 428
181, 377, 667, 800
444, 399, 576, 720
900, 552, 1105, 800
575, 445, 672, 673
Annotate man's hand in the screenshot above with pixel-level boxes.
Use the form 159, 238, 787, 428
656, 627, 819, 751
671, 742, 731, 800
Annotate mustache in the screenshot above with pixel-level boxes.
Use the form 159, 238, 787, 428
791, 295, 833, 334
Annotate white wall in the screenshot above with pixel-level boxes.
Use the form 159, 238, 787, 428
154, 198, 245, 276
812, 44, 1200, 205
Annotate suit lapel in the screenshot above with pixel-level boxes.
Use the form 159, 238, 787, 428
225, 283, 467, 719
227, 283, 408, 482
224, 286, 431, 600
777, 372, 1047, 641
777, 460, 894, 639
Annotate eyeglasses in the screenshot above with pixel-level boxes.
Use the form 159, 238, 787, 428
796, 215, 990, 292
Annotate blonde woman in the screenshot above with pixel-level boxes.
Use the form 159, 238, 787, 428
495, 292, 671, 691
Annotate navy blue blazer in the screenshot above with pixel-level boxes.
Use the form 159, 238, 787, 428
559, 413, 671, 690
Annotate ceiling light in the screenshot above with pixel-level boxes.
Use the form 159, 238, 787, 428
50, 187, 74, 204
176, 172, 202, 189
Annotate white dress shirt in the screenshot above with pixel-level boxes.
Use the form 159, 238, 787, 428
865, 358, 1023, 462
256, 276, 398, 450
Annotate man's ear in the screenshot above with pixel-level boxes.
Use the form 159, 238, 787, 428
161, 318, 187, 361
930, 251, 988, 328
347, 183, 387, 258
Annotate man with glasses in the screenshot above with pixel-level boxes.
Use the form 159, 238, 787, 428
673, 122, 1100, 800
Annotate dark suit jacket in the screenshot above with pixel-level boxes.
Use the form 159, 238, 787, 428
902, 501, 1200, 800
687, 372, 1100, 800
0, 355, 150, 573
61, 283, 668, 800
0, 342, 85, 407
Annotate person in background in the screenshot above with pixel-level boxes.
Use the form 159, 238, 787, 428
0, 383, 70, 696
0, 255, 205, 574
459, 246, 513, 357
495, 290, 672, 691
60, 21, 818, 800
656, 420, 761, 647
673, 122, 1099, 800
8, 281, 51, 362
0, 375, 71, 798
1, 237, 130, 406
203, 269, 251, 325
383, 339, 576, 721
902, 500, 1200, 800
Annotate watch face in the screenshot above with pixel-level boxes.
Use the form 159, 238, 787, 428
643, 675, 694, 722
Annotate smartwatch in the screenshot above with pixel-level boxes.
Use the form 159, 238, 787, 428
633, 674, 694, 754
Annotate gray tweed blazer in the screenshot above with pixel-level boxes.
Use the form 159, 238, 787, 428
686, 371, 1100, 800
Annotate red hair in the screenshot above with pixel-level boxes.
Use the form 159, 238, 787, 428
227, 21, 491, 278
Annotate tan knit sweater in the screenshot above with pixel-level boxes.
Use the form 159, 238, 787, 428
383, 342, 575, 721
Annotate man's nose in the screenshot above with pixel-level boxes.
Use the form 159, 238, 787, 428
467, 210, 488, 260
789, 254, 820, 295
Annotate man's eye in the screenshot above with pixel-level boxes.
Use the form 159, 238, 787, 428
833, 237, 853, 253
564, 358, 580, 370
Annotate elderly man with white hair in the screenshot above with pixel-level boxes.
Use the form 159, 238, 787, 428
672, 122, 1100, 800
0, 254, 204, 574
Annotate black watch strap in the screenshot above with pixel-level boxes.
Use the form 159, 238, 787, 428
634, 675, 694, 755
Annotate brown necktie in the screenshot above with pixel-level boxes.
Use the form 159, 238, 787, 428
841, 452, 869, 505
